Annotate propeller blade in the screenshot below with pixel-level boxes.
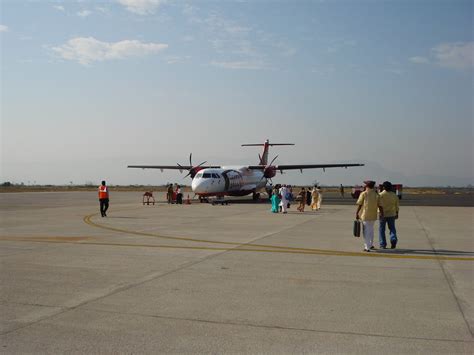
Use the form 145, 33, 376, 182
197, 161, 207, 167
189, 153, 193, 166
269, 155, 278, 166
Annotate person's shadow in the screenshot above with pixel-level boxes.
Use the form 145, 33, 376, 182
376, 248, 474, 257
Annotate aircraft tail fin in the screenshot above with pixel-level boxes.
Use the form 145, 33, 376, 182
241, 140, 294, 165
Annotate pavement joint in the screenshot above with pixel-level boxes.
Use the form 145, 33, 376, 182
84, 307, 474, 344
414, 207, 474, 337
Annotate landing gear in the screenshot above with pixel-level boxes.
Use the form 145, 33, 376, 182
212, 200, 229, 206
252, 192, 260, 201
211, 197, 229, 206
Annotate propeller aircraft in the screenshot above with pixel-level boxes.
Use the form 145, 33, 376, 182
128, 140, 364, 201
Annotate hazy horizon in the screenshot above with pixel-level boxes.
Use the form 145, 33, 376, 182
1, 0, 473, 187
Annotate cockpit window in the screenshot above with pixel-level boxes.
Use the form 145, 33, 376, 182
195, 173, 203, 178
202, 173, 212, 178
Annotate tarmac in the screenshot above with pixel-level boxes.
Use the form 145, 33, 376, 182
0, 191, 473, 354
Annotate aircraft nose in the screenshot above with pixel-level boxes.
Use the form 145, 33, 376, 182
192, 178, 204, 193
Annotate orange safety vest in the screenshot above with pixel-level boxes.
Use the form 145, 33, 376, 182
98, 185, 109, 199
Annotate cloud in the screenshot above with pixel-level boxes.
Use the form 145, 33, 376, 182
432, 42, 473, 70
52, 37, 168, 65
181, 35, 194, 42
0, 25, 9, 33
184, 8, 293, 70
95, 6, 109, 14
166, 55, 191, 64
117, 0, 163, 15
410, 42, 473, 70
326, 38, 357, 53
311, 65, 335, 75
211, 60, 268, 70
53, 5, 65, 11
182, 4, 196, 16
409, 56, 429, 64
386, 68, 403, 75
77, 10, 92, 17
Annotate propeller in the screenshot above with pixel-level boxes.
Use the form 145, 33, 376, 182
260, 155, 279, 182
177, 153, 207, 179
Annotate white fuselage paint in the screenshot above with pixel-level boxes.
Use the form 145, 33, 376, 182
191, 166, 267, 197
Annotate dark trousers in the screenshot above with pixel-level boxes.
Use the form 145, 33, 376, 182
379, 216, 397, 247
99, 198, 109, 216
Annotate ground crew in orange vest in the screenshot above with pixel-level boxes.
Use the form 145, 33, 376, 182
98, 180, 109, 217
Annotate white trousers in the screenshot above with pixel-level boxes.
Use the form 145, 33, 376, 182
362, 220, 375, 249
317, 196, 322, 209
280, 199, 288, 213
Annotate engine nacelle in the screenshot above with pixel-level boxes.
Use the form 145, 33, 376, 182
263, 166, 277, 179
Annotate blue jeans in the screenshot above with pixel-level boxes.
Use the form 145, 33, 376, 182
379, 216, 397, 247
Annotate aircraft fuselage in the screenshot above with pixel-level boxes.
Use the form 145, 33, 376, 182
191, 166, 266, 197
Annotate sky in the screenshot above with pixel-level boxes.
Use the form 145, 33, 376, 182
1, 0, 473, 187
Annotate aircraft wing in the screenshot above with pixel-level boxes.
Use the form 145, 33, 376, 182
128, 165, 221, 170
248, 163, 364, 171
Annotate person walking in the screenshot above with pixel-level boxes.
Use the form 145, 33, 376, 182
310, 187, 319, 211
98, 180, 109, 217
271, 188, 280, 213
176, 185, 183, 204
167, 184, 174, 204
279, 184, 289, 213
340, 184, 345, 198
297, 187, 306, 212
378, 181, 400, 249
316, 185, 323, 210
355, 180, 383, 252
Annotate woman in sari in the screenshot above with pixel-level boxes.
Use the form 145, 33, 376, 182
271, 188, 281, 213
297, 187, 306, 212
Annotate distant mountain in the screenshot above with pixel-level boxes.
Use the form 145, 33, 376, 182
273, 160, 473, 187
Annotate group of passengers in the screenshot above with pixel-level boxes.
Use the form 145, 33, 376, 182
269, 180, 400, 252
167, 183, 183, 204
270, 185, 322, 214
356, 180, 400, 252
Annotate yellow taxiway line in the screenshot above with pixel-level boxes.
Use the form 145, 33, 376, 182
1, 235, 473, 261
79, 213, 474, 261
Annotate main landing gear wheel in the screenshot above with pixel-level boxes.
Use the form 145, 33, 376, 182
212, 201, 229, 206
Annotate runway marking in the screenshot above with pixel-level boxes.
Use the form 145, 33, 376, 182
1, 235, 473, 261
79, 213, 474, 261
1, 236, 474, 261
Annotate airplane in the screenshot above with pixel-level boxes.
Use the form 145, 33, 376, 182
128, 139, 364, 202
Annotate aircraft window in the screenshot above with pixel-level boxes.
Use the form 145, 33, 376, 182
212, 173, 219, 178
202, 173, 212, 178
195, 173, 203, 178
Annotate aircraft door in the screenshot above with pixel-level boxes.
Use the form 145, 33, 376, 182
222, 171, 230, 191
